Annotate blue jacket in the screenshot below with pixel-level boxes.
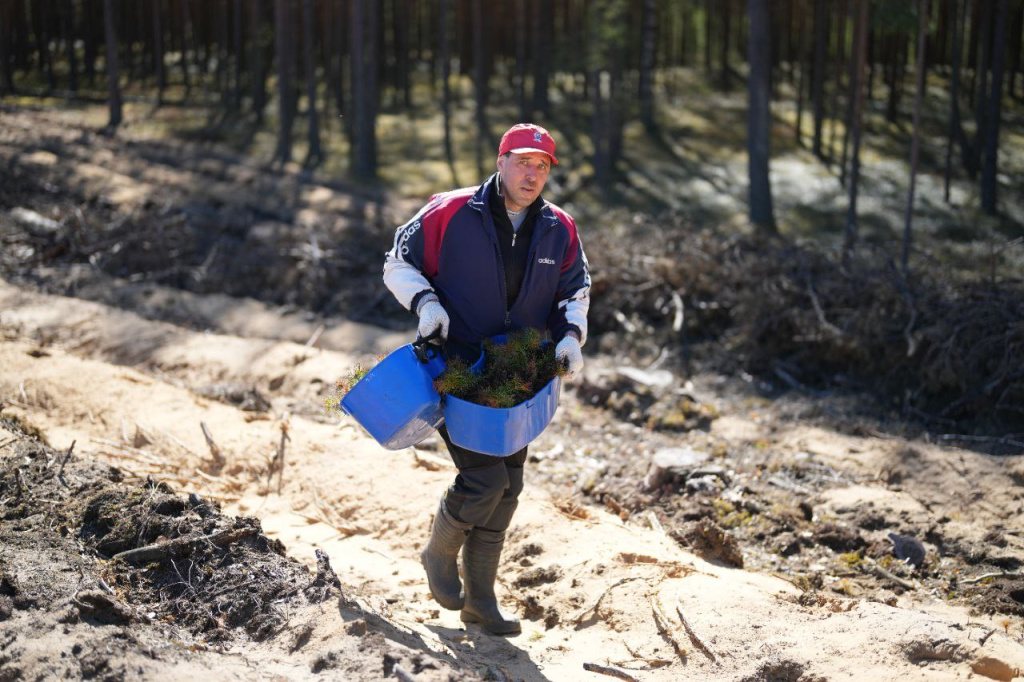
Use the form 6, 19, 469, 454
383, 173, 590, 346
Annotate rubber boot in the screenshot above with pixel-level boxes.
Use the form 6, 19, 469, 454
421, 498, 472, 610
460, 528, 521, 635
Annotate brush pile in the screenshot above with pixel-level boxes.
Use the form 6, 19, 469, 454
586, 216, 1024, 444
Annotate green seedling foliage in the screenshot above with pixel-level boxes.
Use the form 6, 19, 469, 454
324, 355, 384, 413
437, 329, 566, 408
433, 357, 480, 397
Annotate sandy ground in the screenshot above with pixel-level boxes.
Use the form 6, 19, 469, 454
2, 279, 1023, 681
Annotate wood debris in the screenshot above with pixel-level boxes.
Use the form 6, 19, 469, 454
649, 597, 687, 661
582, 662, 639, 681
675, 601, 719, 665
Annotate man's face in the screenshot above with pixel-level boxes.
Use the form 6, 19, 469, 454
496, 152, 551, 212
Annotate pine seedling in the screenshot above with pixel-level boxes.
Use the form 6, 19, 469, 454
433, 328, 563, 408
434, 357, 479, 397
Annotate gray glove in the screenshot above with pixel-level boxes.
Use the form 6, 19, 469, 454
416, 296, 449, 344
555, 335, 583, 381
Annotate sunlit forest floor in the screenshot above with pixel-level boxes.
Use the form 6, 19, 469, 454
2, 68, 1024, 680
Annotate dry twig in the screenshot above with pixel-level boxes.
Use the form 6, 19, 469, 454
277, 415, 291, 494
58, 439, 75, 485
199, 421, 226, 473
862, 561, 916, 590
113, 526, 258, 564
675, 601, 719, 665
650, 597, 687, 661
582, 662, 639, 681
960, 571, 1023, 585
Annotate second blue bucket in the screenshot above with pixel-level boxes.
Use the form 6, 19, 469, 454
339, 342, 447, 450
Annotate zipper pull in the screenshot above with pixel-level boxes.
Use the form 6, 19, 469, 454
511, 231, 517, 247
505, 311, 511, 328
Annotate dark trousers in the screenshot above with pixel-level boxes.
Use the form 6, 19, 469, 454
438, 424, 527, 532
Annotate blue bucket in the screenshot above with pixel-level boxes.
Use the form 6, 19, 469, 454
443, 336, 562, 456
339, 342, 447, 450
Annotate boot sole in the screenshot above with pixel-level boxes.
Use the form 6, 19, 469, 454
460, 611, 522, 635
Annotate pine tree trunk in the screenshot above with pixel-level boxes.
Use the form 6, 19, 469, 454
180, 0, 192, 95
233, 0, 243, 111
843, 0, 870, 265
944, 0, 967, 202
827, 0, 848, 161
981, 0, 1009, 214
719, 0, 732, 88
532, 0, 552, 116
274, 0, 295, 163
970, 0, 993, 180
472, 0, 488, 176
250, 0, 266, 121
440, 0, 456, 184
153, 0, 166, 103
63, 0, 78, 93
395, 0, 411, 109
83, 0, 97, 85
302, 0, 322, 166
704, 0, 713, 76
795, 7, 808, 146
350, 0, 377, 178
39, 0, 56, 91
747, 0, 776, 233
590, 0, 608, 193
217, 0, 229, 97
103, 0, 122, 129
639, 0, 657, 132
0, 1, 12, 97
811, 0, 829, 158
903, 0, 930, 272
516, 0, 527, 120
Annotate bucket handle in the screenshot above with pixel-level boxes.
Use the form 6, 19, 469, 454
412, 329, 445, 364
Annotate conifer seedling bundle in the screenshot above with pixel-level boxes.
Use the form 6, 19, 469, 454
434, 328, 566, 408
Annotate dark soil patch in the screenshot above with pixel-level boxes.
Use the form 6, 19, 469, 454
0, 436, 332, 643
0, 428, 478, 680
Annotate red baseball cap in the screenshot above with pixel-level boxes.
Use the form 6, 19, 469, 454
498, 123, 559, 165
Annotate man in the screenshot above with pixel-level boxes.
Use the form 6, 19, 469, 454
382, 123, 590, 635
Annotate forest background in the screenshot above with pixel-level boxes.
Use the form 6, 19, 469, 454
1, 0, 1023, 446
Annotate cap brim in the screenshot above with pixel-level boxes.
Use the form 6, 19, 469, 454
507, 147, 559, 165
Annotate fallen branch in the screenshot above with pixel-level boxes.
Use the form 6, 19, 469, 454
582, 662, 639, 681
863, 561, 916, 591
675, 601, 719, 665
960, 571, 1023, 585
113, 526, 258, 564
650, 597, 687, 661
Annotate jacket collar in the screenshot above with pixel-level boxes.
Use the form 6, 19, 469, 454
472, 173, 551, 223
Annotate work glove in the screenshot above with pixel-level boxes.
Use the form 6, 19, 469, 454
416, 297, 449, 345
555, 334, 583, 381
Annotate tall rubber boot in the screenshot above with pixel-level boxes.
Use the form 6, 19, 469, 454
460, 528, 521, 635
421, 498, 472, 610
